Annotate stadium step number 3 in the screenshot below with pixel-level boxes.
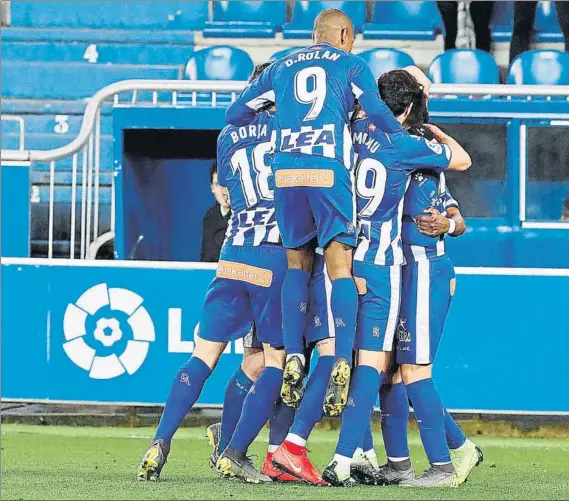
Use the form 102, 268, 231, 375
294, 67, 327, 122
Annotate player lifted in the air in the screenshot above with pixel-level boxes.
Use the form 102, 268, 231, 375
321, 68, 472, 487
138, 63, 288, 484
225, 8, 404, 418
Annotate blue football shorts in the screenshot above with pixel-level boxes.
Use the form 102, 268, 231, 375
353, 260, 402, 352
198, 244, 287, 349
272, 152, 357, 250
243, 325, 263, 350
396, 255, 456, 365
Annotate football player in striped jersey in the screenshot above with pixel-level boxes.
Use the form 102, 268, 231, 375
377, 117, 483, 490
226, 9, 406, 418
322, 68, 472, 487
138, 63, 289, 484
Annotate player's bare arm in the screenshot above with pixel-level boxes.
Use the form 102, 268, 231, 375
416, 206, 466, 238
424, 124, 471, 171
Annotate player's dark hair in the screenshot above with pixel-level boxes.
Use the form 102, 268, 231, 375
249, 62, 273, 83
563, 196, 569, 215
378, 69, 427, 127
210, 159, 217, 185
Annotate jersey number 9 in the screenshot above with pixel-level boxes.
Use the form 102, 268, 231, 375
294, 66, 327, 122
355, 158, 388, 217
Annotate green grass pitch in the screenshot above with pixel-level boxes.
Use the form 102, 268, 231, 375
2, 424, 568, 500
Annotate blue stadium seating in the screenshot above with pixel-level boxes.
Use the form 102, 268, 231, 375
363, 1, 444, 40
1, 61, 182, 100
490, 1, 513, 41
270, 47, 303, 62
1, 27, 196, 45
203, 1, 287, 38
283, 1, 366, 39
428, 49, 500, 84
535, 1, 563, 42
357, 49, 415, 78
185, 46, 254, 80
10, 1, 208, 30
1, 114, 112, 137
2, 41, 195, 65
491, 1, 564, 42
508, 50, 569, 85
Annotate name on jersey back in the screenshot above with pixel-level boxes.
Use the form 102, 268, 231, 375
284, 49, 341, 67
229, 123, 271, 144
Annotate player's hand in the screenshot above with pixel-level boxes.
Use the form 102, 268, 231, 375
424, 124, 448, 143
416, 207, 449, 237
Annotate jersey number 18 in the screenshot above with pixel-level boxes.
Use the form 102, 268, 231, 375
230, 141, 274, 208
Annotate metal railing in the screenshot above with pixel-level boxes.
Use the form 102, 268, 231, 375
1, 115, 25, 150
2, 80, 569, 260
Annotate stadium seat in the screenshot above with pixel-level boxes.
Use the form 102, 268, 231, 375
357, 49, 415, 78
10, 1, 208, 30
490, 1, 563, 43
363, 1, 444, 40
508, 50, 569, 85
427, 49, 500, 84
1, 61, 182, 100
2, 41, 195, 65
185, 46, 254, 80
270, 47, 303, 61
490, 1, 513, 41
203, 1, 287, 38
283, 1, 366, 39
535, 1, 563, 42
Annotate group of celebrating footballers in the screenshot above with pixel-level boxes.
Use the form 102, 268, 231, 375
138, 8, 483, 489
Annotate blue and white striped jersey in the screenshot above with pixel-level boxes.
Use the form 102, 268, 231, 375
225, 43, 403, 170
402, 170, 459, 263
352, 118, 452, 266
217, 111, 281, 247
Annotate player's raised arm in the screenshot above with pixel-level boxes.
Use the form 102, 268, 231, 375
350, 57, 405, 135
225, 63, 275, 126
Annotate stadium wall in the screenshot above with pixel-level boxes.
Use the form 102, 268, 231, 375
1, 258, 568, 415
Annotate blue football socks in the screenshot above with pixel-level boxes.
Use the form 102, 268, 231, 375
359, 419, 375, 452
331, 277, 358, 365
289, 355, 335, 440
379, 381, 410, 460
335, 365, 382, 458
406, 378, 451, 465
217, 366, 254, 453
228, 366, 283, 453
444, 409, 467, 450
269, 400, 296, 448
282, 269, 311, 358
155, 356, 212, 444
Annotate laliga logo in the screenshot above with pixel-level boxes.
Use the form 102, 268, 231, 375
63, 284, 155, 380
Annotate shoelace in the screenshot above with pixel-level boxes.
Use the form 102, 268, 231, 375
242, 454, 258, 469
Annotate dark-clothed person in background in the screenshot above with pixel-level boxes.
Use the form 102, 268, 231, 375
200, 160, 231, 262
510, 1, 569, 63
438, 1, 494, 52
